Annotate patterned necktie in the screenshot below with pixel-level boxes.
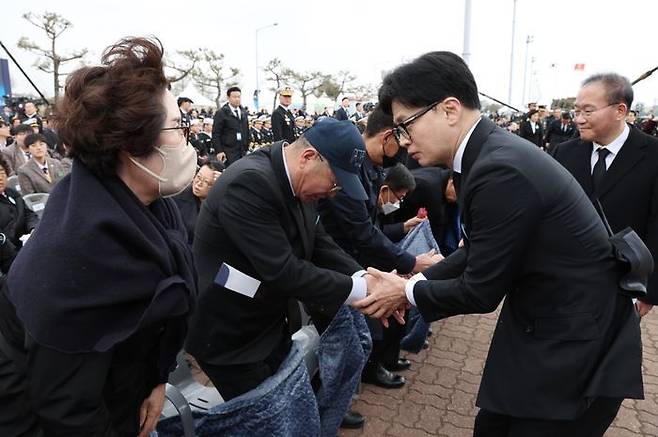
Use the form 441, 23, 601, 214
42, 166, 52, 183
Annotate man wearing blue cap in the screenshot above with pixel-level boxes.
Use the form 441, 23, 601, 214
186, 118, 379, 402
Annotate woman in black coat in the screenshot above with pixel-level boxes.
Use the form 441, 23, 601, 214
519, 109, 544, 148
0, 37, 198, 437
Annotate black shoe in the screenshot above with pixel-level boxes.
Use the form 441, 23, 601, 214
385, 358, 411, 372
340, 410, 365, 429
362, 363, 406, 388
423, 339, 430, 349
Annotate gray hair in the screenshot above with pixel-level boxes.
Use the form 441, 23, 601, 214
582, 73, 633, 110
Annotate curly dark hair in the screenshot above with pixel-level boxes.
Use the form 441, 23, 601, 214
55, 37, 169, 176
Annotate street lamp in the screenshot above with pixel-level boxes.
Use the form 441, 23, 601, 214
521, 35, 533, 108
255, 22, 278, 111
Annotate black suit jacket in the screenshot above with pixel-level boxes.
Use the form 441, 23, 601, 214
551, 125, 658, 304
414, 117, 643, 420
519, 120, 543, 147
334, 107, 349, 121
271, 106, 297, 143
545, 119, 577, 147
211, 104, 250, 160
0, 188, 39, 247
172, 185, 200, 246
186, 142, 361, 366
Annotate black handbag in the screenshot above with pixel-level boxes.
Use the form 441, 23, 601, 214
595, 200, 654, 298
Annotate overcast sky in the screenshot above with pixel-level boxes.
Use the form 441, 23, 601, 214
2, 0, 657, 111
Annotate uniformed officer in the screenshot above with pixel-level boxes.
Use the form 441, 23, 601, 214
250, 118, 264, 146
198, 118, 214, 155
271, 87, 297, 143
294, 116, 306, 138
261, 116, 274, 144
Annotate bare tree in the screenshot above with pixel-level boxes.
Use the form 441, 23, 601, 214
263, 58, 292, 112
191, 49, 240, 108
287, 69, 327, 111
17, 11, 87, 101
349, 83, 378, 103
318, 70, 357, 103
166, 49, 201, 84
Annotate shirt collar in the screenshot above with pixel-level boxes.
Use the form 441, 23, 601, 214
452, 116, 482, 174
281, 143, 295, 196
593, 123, 629, 156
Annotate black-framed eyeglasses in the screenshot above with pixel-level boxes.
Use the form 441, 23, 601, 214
162, 125, 190, 143
393, 101, 441, 143
316, 152, 342, 194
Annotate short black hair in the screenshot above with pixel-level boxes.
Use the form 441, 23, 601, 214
226, 86, 241, 97
13, 124, 33, 136
341, 97, 349, 102
561, 112, 572, 120
25, 133, 47, 147
204, 160, 225, 172
383, 163, 416, 193
527, 109, 539, 118
379, 51, 481, 115
177, 97, 193, 107
582, 73, 633, 110
364, 105, 395, 137
629, 110, 637, 116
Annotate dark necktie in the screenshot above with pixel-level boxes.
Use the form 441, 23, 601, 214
453, 172, 462, 197
591, 148, 611, 194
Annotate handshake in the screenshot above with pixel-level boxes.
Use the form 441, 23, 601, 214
351, 250, 443, 327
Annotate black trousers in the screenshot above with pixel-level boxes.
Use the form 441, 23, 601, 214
198, 338, 291, 401
364, 315, 406, 370
473, 397, 622, 437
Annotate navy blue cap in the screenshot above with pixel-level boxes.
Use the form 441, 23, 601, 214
303, 118, 368, 200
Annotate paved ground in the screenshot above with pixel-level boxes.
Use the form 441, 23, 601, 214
342, 309, 658, 437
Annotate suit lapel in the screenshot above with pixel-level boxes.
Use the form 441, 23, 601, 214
30, 159, 50, 183
270, 142, 312, 258
569, 142, 595, 196
597, 128, 646, 198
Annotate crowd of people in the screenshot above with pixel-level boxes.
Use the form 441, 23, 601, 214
0, 35, 655, 437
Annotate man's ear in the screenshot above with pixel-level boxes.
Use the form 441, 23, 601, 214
298, 148, 316, 168
442, 98, 463, 126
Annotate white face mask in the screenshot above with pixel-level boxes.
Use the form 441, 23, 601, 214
129, 143, 197, 198
380, 187, 401, 215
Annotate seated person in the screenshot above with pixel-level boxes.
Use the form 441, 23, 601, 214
0, 156, 39, 248
17, 133, 67, 194
173, 160, 224, 245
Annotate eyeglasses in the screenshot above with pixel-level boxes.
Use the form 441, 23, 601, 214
386, 186, 405, 203
573, 103, 619, 119
193, 174, 215, 187
393, 101, 441, 143
162, 125, 190, 143
315, 152, 342, 194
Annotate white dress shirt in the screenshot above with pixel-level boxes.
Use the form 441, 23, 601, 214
590, 123, 629, 173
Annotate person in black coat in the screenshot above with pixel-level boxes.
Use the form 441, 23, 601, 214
545, 112, 577, 150
551, 72, 658, 316
173, 161, 223, 245
334, 97, 350, 121
271, 87, 297, 143
0, 38, 198, 437
211, 87, 250, 166
519, 109, 544, 148
0, 157, 39, 248
186, 120, 378, 401
355, 51, 643, 436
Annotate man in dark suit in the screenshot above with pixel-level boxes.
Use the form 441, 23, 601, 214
186, 119, 378, 401
0, 156, 39, 248
1, 125, 32, 176
173, 161, 223, 245
177, 97, 193, 127
354, 51, 643, 436
271, 87, 297, 143
545, 111, 577, 150
334, 97, 350, 121
211, 87, 250, 166
551, 72, 658, 317
519, 109, 544, 148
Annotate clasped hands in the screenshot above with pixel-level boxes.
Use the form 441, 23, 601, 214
352, 250, 443, 327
